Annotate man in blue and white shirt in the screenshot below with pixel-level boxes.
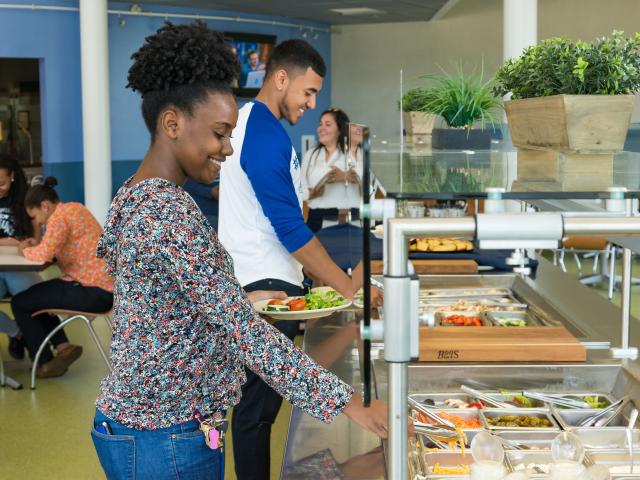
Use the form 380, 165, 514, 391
219, 39, 380, 479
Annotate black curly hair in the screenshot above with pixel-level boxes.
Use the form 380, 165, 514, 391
127, 21, 240, 140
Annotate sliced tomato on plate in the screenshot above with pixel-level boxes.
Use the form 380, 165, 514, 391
287, 298, 307, 311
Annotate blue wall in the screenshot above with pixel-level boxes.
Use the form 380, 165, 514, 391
0, 1, 331, 201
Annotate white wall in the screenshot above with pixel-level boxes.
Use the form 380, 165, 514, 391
331, 0, 640, 140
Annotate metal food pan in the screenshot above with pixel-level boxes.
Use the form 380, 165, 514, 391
421, 451, 475, 477
421, 295, 521, 305
418, 429, 482, 451
506, 450, 557, 477
409, 393, 473, 409
553, 407, 630, 430
419, 408, 483, 428
496, 431, 558, 450
485, 393, 546, 408
485, 311, 540, 327
574, 428, 640, 450
422, 287, 513, 297
547, 392, 616, 410
481, 408, 559, 431
435, 311, 489, 327
586, 450, 640, 476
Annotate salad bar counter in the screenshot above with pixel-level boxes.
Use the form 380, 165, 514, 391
281, 255, 640, 479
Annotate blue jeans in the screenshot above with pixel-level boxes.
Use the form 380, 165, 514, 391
0, 271, 42, 336
92, 409, 223, 480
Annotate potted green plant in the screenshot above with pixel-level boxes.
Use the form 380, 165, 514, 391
415, 65, 502, 150
402, 88, 437, 141
494, 31, 640, 153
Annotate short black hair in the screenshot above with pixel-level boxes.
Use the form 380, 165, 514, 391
265, 39, 326, 79
127, 21, 240, 140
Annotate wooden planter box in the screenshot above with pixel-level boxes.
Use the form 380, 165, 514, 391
403, 111, 437, 135
505, 94, 635, 153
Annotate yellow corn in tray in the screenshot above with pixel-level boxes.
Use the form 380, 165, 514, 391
431, 463, 471, 474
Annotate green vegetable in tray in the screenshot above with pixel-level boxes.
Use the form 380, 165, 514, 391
498, 318, 527, 327
304, 290, 346, 310
512, 395, 533, 408
583, 395, 610, 409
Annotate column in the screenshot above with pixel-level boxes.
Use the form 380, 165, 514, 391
79, 0, 112, 225
503, 0, 537, 62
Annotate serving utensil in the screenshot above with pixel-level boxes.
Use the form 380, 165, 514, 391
408, 397, 457, 430
523, 391, 591, 409
578, 396, 629, 427
460, 384, 514, 409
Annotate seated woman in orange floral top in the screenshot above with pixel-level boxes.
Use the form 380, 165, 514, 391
12, 177, 114, 378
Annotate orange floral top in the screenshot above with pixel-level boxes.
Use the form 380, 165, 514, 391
23, 202, 114, 292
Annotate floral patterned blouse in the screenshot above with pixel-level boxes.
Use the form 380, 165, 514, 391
95, 178, 354, 429
23, 202, 113, 292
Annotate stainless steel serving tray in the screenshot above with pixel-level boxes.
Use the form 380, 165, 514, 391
586, 450, 640, 477
552, 405, 633, 430
485, 310, 540, 327
575, 428, 640, 450
421, 451, 475, 478
496, 431, 558, 450
422, 287, 513, 298
418, 429, 482, 451
481, 408, 560, 431
409, 393, 473, 409
548, 392, 616, 410
506, 450, 560, 477
434, 311, 489, 327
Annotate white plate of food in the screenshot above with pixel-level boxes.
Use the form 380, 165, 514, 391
255, 287, 352, 321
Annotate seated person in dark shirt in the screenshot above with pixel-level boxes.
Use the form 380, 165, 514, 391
182, 177, 219, 229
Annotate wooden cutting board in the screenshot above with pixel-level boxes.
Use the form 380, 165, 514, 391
419, 326, 586, 362
371, 259, 478, 275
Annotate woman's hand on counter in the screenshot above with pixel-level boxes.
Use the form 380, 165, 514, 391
343, 396, 389, 438
342, 396, 414, 439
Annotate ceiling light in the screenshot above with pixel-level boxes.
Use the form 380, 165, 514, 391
330, 7, 385, 16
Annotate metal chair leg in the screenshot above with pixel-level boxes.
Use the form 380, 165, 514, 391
558, 249, 567, 273
30, 314, 112, 389
30, 315, 82, 389
81, 317, 111, 370
103, 313, 113, 331
0, 354, 4, 387
572, 251, 583, 275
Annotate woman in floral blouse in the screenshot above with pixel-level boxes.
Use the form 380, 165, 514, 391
91, 22, 388, 480
14, 177, 114, 378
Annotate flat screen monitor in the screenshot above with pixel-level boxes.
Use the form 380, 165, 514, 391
225, 31, 276, 98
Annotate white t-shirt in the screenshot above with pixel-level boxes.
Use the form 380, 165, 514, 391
300, 147, 363, 210
218, 101, 312, 288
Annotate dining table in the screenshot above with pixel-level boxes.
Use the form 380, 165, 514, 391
0, 246, 49, 389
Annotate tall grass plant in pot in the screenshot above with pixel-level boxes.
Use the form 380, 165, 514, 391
415, 65, 502, 150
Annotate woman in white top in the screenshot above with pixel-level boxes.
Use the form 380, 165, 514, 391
301, 108, 363, 232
